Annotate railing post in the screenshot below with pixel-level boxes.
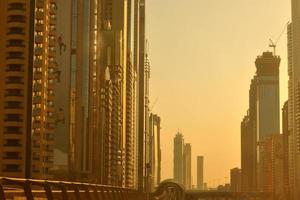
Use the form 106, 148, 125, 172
43, 182, 53, 200
23, 180, 34, 200
84, 184, 92, 200
59, 183, 69, 200
112, 188, 119, 200
92, 185, 100, 200
73, 184, 81, 200
100, 186, 108, 199
0, 182, 6, 200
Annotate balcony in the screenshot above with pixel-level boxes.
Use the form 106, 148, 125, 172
48, 49, 56, 58
35, 35, 43, 44
48, 61, 57, 70
32, 108, 42, 116
49, 17, 56, 25
32, 121, 41, 129
36, 0, 44, 8
34, 58, 43, 68
34, 71, 42, 80
49, 38, 56, 47
34, 47, 43, 56
33, 95, 42, 104
33, 83, 42, 92
35, 24, 44, 32
35, 11, 44, 20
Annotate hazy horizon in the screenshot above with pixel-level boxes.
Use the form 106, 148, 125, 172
147, 0, 290, 187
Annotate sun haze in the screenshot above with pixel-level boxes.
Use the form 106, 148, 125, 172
147, 0, 290, 186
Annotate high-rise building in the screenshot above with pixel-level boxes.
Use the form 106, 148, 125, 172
241, 112, 257, 191
96, 0, 138, 188
69, 0, 98, 181
255, 52, 280, 141
256, 52, 280, 191
51, 0, 72, 179
0, 0, 35, 178
241, 79, 258, 192
282, 101, 290, 199
183, 143, 192, 189
149, 113, 161, 191
174, 132, 184, 184
197, 156, 204, 190
288, 2, 300, 198
31, 0, 59, 179
230, 168, 241, 192
135, 0, 150, 191
241, 51, 280, 192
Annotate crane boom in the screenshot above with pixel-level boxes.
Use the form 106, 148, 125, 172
269, 21, 290, 55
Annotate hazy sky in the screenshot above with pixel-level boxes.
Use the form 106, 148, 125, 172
147, 0, 290, 187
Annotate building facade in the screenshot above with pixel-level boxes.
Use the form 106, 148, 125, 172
288, 1, 300, 197
31, 0, 59, 179
197, 156, 204, 190
282, 101, 290, 199
51, 0, 72, 178
260, 135, 284, 197
0, 0, 35, 178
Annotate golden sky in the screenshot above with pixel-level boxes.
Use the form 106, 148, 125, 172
147, 0, 290, 187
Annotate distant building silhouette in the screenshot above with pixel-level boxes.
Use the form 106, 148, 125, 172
149, 113, 162, 191
230, 168, 241, 192
241, 81, 257, 192
173, 132, 184, 185
241, 51, 280, 193
197, 156, 204, 190
183, 143, 192, 190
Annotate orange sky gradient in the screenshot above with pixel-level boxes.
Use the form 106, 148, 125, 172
147, 0, 291, 187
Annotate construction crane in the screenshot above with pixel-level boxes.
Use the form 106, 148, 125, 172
269, 21, 289, 55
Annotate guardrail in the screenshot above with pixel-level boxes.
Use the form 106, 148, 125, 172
0, 177, 147, 200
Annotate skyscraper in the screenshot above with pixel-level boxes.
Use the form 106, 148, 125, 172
31, 0, 60, 179
149, 113, 161, 191
288, 1, 300, 198
174, 132, 184, 184
230, 168, 241, 192
255, 52, 280, 142
0, 0, 35, 178
183, 143, 192, 189
135, 0, 150, 191
51, 0, 72, 178
282, 101, 290, 199
256, 52, 280, 191
241, 51, 280, 192
96, 0, 138, 188
241, 77, 258, 192
197, 156, 204, 190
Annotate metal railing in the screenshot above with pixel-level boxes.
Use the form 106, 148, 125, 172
0, 177, 147, 200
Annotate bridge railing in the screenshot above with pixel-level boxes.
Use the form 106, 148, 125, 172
0, 177, 147, 200
153, 180, 274, 200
